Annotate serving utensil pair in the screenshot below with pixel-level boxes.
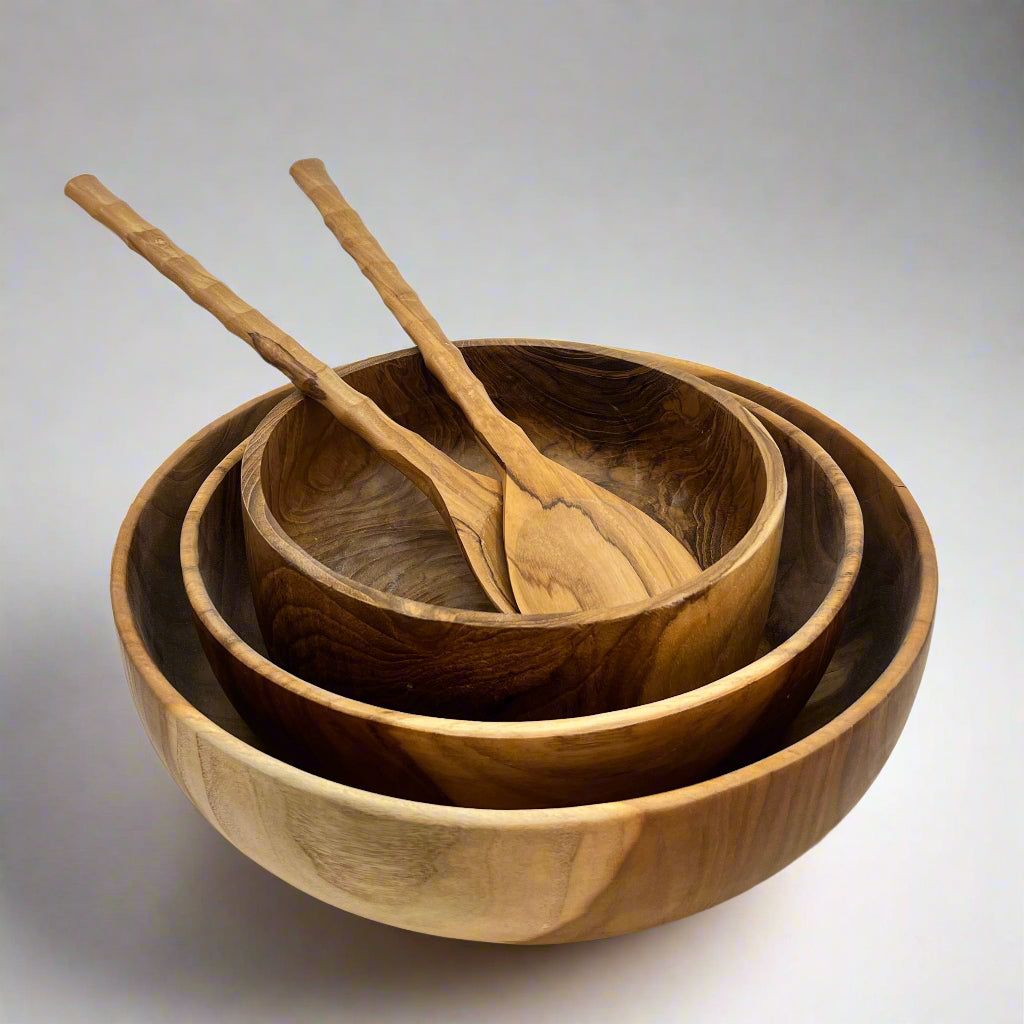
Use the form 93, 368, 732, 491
66, 164, 705, 615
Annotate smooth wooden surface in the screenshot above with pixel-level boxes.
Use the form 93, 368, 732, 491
184, 390, 861, 807
112, 340, 937, 943
290, 158, 704, 611
241, 342, 786, 718
63, 174, 516, 613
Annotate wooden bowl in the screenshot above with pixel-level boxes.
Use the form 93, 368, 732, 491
183, 396, 862, 808
240, 343, 787, 719
112, 342, 937, 944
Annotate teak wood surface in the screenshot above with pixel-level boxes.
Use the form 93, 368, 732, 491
240, 343, 786, 719
184, 385, 861, 807
113, 341, 936, 944
289, 158, 703, 612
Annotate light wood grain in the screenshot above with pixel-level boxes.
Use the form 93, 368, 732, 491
112, 340, 936, 943
241, 343, 787, 718
64, 174, 516, 613
290, 158, 704, 612
184, 382, 862, 807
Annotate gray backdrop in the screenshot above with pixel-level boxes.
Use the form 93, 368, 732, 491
2, 2, 1021, 1021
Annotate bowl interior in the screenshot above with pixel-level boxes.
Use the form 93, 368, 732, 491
126, 345, 921, 771
260, 345, 769, 610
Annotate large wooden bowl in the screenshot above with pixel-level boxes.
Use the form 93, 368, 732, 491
240, 343, 787, 719
112, 341, 936, 944
183, 396, 861, 808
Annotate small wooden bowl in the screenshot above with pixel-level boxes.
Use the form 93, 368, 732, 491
183, 395, 862, 808
240, 342, 787, 719
112, 344, 936, 944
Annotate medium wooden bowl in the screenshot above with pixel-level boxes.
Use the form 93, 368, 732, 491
112, 342, 936, 944
183, 396, 862, 808
240, 343, 787, 719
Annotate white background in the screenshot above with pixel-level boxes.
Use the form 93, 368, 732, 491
2, 2, 1021, 1021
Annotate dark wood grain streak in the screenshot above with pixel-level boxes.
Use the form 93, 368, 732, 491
241, 344, 787, 719
113, 339, 936, 944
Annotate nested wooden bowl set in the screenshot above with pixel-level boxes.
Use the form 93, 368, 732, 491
72, 166, 936, 944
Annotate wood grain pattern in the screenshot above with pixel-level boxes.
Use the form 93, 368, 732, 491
63, 174, 516, 613
184, 386, 861, 807
290, 158, 705, 611
112, 340, 937, 944
241, 343, 787, 718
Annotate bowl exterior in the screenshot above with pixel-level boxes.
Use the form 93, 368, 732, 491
112, 342, 936, 943
118, 630, 929, 944
243, 504, 782, 719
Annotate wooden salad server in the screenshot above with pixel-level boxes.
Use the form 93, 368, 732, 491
290, 158, 703, 613
64, 174, 517, 612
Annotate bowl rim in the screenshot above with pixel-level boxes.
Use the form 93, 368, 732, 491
181, 393, 864, 738
239, 342, 788, 627
113, 340, 937, 823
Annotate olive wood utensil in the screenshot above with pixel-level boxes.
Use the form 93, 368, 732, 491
289, 158, 703, 613
63, 174, 516, 612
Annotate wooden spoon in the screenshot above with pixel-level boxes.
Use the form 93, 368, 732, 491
64, 174, 517, 612
290, 158, 703, 613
